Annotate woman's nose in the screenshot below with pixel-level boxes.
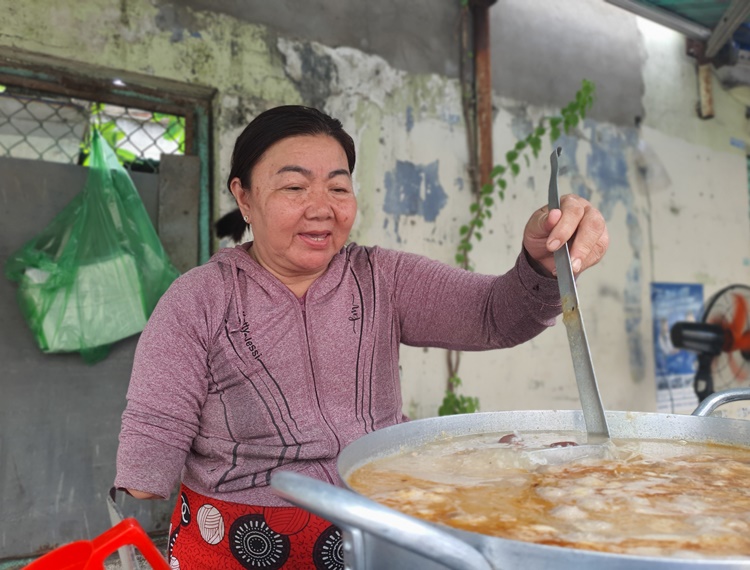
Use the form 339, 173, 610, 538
305, 187, 334, 218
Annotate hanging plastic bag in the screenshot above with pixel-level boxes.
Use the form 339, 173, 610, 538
4, 129, 180, 363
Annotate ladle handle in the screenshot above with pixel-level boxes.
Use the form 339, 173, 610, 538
271, 471, 493, 570
549, 148, 610, 440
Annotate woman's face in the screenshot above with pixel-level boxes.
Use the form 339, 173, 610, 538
230, 134, 357, 284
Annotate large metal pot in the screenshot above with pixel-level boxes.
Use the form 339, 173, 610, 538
272, 389, 750, 570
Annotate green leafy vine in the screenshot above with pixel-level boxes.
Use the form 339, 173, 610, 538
439, 79, 595, 416
438, 376, 479, 416
455, 79, 595, 269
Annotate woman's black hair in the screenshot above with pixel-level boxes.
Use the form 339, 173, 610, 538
215, 105, 356, 241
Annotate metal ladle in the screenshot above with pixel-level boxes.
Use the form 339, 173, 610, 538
524, 148, 612, 465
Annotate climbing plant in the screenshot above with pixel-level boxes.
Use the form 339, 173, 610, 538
455, 79, 595, 269
438, 376, 479, 415
439, 79, 596, 416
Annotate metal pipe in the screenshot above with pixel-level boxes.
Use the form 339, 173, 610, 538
471, 0, 495, 188
604, 0, 711, 41
691, 387, 750, 417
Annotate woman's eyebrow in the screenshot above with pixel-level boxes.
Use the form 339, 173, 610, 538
328, 169, 351, 179
276, 165, 350, 179
276, 165, 312, 176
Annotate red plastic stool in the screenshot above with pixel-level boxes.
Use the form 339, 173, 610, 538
24, 518, 169, 570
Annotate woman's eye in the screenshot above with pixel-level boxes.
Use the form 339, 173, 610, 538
332, 187, 350, 193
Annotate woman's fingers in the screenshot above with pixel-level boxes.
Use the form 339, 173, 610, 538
523, 194, 609, 276
554, 195, 608, 273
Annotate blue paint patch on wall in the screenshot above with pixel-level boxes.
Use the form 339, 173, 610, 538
441, 112, 462, 126
583, 122, 645, 382
552, 135, 595, 201
406, 106, 414, 133
626, 211, 643, 252
571, 174, 592, 202
555, 121, 645, 382
553, 135, 580, 173
589, 141, 629, 189
455, 177, 464, 191
384, 160, 448, 241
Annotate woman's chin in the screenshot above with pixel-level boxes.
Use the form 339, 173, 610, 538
289, 251, 338, 275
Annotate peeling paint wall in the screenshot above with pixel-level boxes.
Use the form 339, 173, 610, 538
0, 1, 747, 409
0, 0, 749, 508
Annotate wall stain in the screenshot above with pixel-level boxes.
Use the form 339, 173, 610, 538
383, 160, 448, 242
592, 123, 644, 383
218, 95, 268, 130
510, 114, 533, 141
558, 123, 645, 382
284, 42, 336, 111
154, 3, 202, 43
406, 106, 414, 133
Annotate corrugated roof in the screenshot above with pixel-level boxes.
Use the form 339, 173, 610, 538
607, 0, 750, 100
607, 0, 750, 51
638, 0, 737, 28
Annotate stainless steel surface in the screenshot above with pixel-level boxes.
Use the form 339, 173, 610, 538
548, 148, 610, 441
692, 387, 750, 417
271, 398, 750, 569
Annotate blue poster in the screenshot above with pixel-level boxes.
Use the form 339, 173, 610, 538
650, 282, 703, 413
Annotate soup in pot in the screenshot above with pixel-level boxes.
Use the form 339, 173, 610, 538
347, 431, 750, 559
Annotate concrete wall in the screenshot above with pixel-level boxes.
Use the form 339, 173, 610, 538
2, 0, 750, 554
0, 159, 176, 562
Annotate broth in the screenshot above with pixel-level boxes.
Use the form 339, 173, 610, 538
347, 432, 750, 559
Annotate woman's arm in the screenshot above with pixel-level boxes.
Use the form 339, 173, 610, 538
126, 488, 161, 500
392, 194, 608, 351
392, 249, 561, 351
115, 266, 220, 499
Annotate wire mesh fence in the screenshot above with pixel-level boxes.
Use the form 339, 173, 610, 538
0, 85, 185, 173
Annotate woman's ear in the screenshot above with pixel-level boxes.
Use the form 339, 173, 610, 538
229, 177, 251, 224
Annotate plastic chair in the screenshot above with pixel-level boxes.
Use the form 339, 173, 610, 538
24, 518, 170, 570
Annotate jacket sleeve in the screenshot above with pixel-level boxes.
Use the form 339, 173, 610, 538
390, 249, 562, 351
114, 267, 219, 499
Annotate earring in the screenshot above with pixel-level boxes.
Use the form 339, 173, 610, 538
243, 215, 249, 223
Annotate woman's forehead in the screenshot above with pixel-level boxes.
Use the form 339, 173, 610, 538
255, 135, 350, 174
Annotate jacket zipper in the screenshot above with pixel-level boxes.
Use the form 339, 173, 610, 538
300, 295, 342, 469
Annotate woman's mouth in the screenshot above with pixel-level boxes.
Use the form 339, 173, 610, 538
298, 232, 332, 246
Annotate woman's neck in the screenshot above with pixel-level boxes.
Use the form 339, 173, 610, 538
248, 245, 322, 299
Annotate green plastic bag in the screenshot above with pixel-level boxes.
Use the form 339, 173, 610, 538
5, 129, 180, 363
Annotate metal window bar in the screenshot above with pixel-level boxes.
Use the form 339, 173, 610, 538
0, 86, 184, 173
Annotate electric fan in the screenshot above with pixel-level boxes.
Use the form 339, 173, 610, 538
670, 284, 750, 402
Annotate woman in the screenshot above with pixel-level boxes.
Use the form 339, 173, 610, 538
115, 105, 608, 569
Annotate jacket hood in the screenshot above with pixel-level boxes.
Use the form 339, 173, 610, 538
209, 241, 353, 307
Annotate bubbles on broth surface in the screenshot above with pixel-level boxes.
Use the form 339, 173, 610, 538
347, 432, 750, 559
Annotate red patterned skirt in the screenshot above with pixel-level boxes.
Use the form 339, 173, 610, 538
167, 484, 343, 570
